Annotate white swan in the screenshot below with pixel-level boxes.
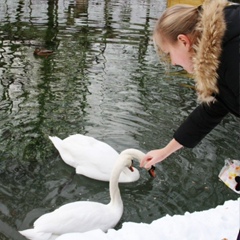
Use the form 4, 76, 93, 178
48, 134, 140, 182
19, 149, 154, 240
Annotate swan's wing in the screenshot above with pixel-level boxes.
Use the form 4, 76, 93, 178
33, 202, 122, 234
63, 134, 117, 153
61, 135, 121, 174
61, 135, 119, 165
68, 136, 140, 182
50, 134, 118, 169
50, 134, 140, 182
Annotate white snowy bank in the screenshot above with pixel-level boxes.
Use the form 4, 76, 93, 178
56, 198, 239, 240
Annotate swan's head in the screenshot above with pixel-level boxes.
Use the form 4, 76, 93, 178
147, 165, 156, 178
128, 160, 155, 178
119, 149, 156, 178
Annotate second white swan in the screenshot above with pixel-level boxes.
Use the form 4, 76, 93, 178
49, 134, 140, 182
19, 149, 155, 240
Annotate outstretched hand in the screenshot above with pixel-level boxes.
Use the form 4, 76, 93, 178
140, 139, 183, 169
140, 149, 169, 169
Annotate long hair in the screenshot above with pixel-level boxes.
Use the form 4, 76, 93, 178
153, 0, 228, 103
153, 4, 201, 66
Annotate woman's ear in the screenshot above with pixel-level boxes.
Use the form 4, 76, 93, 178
177, 34, 191, 50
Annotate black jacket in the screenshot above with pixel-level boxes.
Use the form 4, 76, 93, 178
173, 4, 240, 148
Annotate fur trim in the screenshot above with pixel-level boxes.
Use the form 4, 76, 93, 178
193, 0, 228, 103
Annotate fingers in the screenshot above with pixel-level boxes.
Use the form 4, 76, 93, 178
140, 156, 152, 168
140, 156, 148, 167
144, 160, 153, 169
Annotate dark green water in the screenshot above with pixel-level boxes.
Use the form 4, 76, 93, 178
0, 0, 239, 239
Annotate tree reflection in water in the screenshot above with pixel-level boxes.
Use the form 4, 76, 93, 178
0, 0, 238, 239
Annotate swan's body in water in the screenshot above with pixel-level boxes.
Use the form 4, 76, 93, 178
19, 149, 154, 240
49, 134, 140, 183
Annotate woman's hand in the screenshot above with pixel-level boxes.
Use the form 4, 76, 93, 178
140, 139, 183, 169
140, 148, 169, 169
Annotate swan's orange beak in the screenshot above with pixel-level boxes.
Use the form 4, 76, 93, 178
129, 166, 134, 172
129, 160, 134, 172
148, 165, 156, 178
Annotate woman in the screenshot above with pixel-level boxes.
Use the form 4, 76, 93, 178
140, 0, 240, 169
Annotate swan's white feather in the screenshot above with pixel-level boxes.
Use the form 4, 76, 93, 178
19, 203, 116, 240
19, 149, 146, 240
34, 202, 122, 233
49, 134, 140, 182
18, 229, 53, 240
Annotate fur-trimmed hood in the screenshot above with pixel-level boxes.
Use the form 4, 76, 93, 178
193, 0, 229, 103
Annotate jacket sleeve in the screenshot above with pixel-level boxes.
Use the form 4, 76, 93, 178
173, 100, 229, 148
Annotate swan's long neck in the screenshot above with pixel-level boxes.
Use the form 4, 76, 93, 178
120, 149, 145, 162
109, 155, 126, 207
109, 149, 145, 207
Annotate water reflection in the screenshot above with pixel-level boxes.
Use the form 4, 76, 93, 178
0, 0, 239, 239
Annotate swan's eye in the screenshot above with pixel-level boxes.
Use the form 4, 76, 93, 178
148, 165, 156, 178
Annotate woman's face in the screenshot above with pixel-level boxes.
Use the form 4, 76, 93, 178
160, 34, 194, 74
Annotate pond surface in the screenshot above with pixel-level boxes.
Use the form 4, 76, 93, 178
0, 0, 239, 239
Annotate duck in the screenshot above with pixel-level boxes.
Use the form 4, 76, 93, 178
48, 134, 140, 183
19, 149, 156, 240
34, 48, 54, 57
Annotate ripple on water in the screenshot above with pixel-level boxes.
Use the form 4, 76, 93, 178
0, 0, 239, 239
